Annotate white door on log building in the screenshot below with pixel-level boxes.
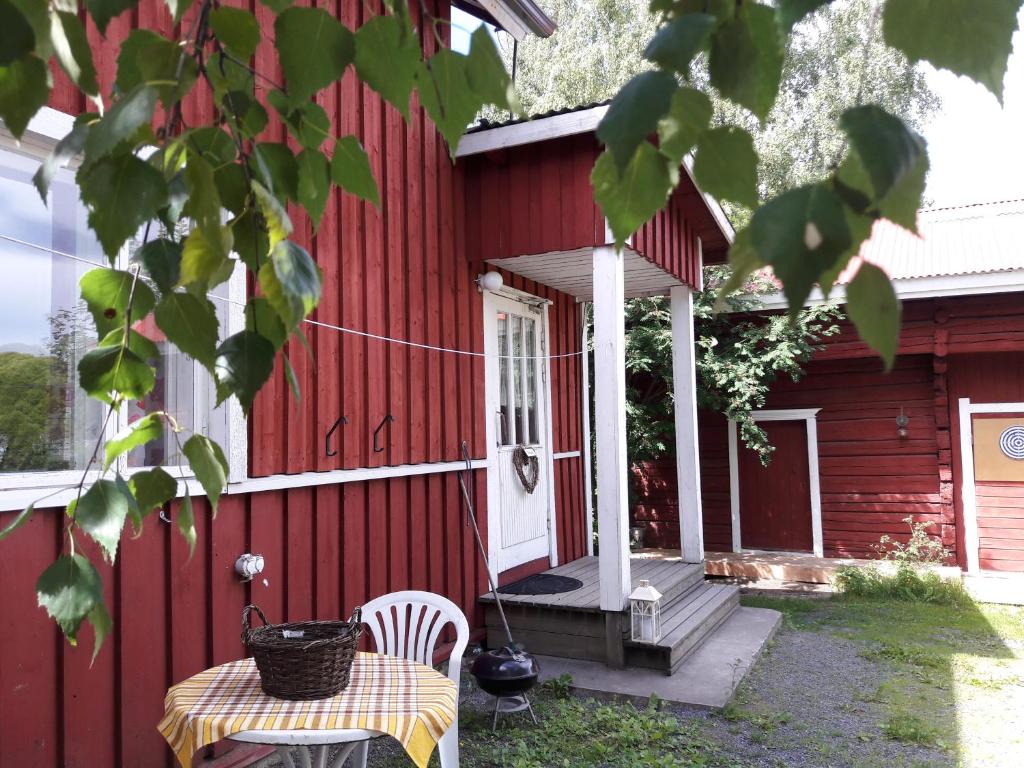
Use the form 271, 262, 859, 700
483, 289, 556, 576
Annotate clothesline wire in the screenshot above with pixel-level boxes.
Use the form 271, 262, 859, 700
1, 231, 586, 361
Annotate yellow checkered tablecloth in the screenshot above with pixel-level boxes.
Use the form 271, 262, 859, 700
158, 652, 457, 768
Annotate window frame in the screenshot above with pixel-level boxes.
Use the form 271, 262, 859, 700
0, 108, 247, 502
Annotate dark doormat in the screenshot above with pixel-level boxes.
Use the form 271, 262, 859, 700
498, 573, 583, 596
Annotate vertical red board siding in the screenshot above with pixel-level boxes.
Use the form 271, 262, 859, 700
2, 471, 492, 766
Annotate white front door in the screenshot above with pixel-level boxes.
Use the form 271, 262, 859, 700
484, 291, 554, 575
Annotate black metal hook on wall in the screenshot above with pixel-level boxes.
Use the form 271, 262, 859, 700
373, 415, 395, 453
325, 416, 348, 457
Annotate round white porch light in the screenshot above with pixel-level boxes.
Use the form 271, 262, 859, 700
629, 579, 662, 644
477, 271, 504, 292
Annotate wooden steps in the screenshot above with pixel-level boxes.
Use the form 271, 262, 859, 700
624, 582, 740, 674
481, 556, 739, 673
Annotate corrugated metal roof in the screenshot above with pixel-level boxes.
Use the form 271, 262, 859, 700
469, 100, 610, 133
838, 198, 1024, 283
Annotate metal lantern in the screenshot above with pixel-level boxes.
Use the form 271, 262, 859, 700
629, 579, 662, 644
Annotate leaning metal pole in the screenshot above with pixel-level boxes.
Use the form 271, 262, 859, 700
458, 440, 515, 647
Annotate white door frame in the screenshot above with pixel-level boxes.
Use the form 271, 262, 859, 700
728, 408, 823, 557
957, 398, 1024, 574
482, 286, 558, 582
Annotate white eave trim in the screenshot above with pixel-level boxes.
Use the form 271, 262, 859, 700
457, 105, 609, 157
750, 268, 1024, 311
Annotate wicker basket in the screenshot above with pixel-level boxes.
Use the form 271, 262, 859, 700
242, 604, 362, 700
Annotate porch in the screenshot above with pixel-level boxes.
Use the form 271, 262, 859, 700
480, 554, 740, 673
460, 104, 748, 674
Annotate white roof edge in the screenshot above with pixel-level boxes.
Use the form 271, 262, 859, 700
457, 105, 735, 247
456, 104, 609, 157
748, 269, 1024, 311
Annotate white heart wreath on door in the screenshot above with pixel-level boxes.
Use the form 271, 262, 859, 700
512, 445, 540, 494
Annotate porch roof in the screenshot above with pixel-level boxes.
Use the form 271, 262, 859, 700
486, 246, 687, 301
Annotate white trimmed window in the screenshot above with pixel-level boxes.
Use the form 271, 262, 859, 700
0, 111, 245, 505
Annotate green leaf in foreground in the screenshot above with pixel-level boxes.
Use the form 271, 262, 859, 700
85, 0, 140, 36
839, 105, 926, 206
0, 0, 35, 66
0, 54, 48, 139
777, 0, 832, 33
275, 7, 354, 107
177, 493, 196, 556
297, 148, 330, 228
36, 554, 106, 650
709, 1, 784, 120
83, 84, 157, 163
209, 6, 260, 60
354, 13, 420, 120
657, 87, 712, 165
155, 291, 220, 371
182, 434, 228, 515
331, 136, 379, 206
0, 503, 34, 541
104, 413, 163, 470
592, 143, 677, 248
33, 119, 89, 201
252, 179, 293, 250
79, 267, 156, 338
693, 126, 759, 209
644, 13, 715, 75
750, 183, 851, 311
883, 0, 1020, 102
465, 25, 519, 114
75, 479, 132, 562
259, 240, 322, 331
77, 345, 155, 402
846, 261, 901, 369
416, 50, 479, 156
214, 330, 276, 414
597, 71, 677, 174
50, 10, 98, 97
134, 238, 182, 294
130, 467, 178, 514
79, 154, 168, 257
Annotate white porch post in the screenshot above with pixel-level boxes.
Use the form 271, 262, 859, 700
592, 245, 631, 615
670, 286, 704, 563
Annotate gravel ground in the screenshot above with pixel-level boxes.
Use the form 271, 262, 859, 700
264, 603, 961, 768
686, 623, 951, 768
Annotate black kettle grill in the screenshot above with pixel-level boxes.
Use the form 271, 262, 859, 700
457, 442, 540, 728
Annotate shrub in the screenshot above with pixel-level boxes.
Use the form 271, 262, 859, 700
835, 518, 971, 606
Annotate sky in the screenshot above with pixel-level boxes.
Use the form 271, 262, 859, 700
453, 6, 1024, 210
920, 11, 1024, 208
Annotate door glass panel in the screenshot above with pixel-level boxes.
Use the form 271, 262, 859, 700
512, 315, 523, 444
524, 317, 538, 444
497, 313, 512, 445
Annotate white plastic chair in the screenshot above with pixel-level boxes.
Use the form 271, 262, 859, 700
360, 590, 470, 768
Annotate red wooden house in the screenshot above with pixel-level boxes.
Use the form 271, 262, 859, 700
0, 3, 737, 766
637, 199, 1024, 575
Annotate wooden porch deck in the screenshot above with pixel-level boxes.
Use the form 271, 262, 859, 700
479, 554, 704, 612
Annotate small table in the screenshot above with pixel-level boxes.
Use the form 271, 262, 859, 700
159, 652, 457, 768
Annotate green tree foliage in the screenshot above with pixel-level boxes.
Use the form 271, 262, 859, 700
625, 268, 841, 465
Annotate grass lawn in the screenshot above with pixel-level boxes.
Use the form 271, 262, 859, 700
367, 594, 1024, 767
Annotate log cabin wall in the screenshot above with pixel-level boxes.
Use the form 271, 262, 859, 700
631, 291, 1024, 566
0, 3, 591, 766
